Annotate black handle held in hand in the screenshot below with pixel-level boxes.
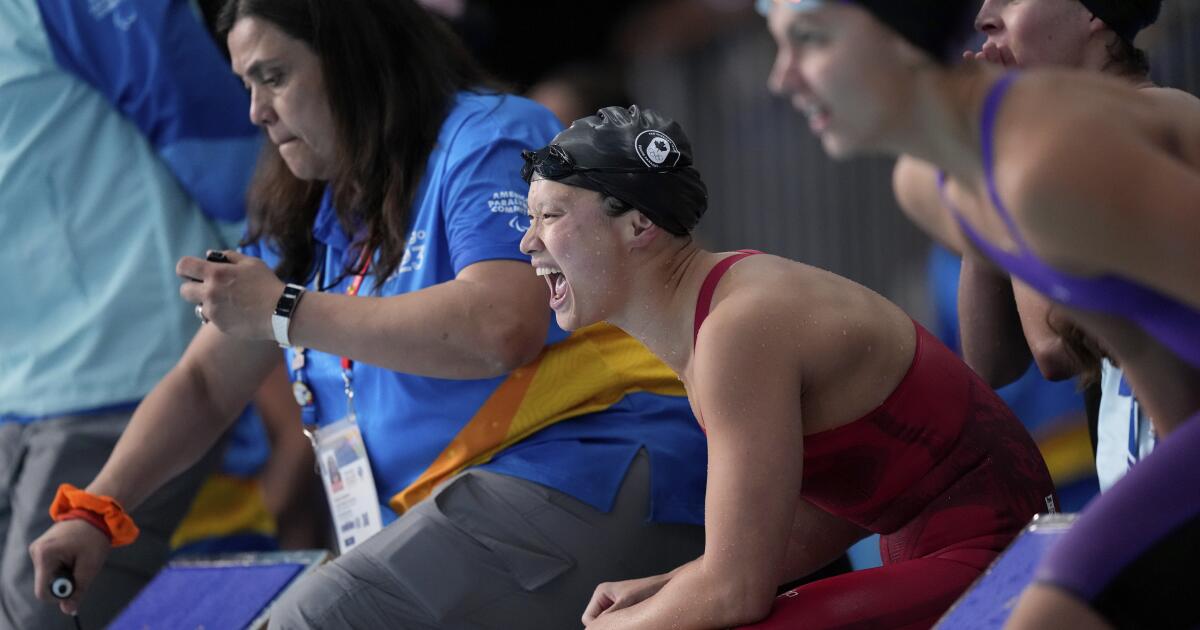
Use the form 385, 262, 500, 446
50, 573, 75, 599
186, 251, 233, 282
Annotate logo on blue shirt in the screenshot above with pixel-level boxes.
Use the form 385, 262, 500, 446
488, 190, 529, 232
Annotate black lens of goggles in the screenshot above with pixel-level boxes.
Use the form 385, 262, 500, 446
521, 145, 575, 183
521, 144, 688, 184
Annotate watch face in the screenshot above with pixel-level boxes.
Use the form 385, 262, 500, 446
276, 285, 304, 316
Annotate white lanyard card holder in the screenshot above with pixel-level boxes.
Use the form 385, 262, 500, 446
313, 416, 384, 554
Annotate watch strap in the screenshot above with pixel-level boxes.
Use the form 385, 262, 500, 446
272, 283, 306, 347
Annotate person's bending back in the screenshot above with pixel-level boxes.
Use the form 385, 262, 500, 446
519, 105, 1055, 629
760, 1, 1200, 626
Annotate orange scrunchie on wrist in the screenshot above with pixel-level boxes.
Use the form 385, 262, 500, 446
49, 484, 140, 547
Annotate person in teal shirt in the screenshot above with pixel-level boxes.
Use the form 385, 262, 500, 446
0, 0, 260, 627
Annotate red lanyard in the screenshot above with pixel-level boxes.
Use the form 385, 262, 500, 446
339, 251, 371, 373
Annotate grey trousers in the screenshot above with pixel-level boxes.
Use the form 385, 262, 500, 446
0, 412, 216, 630
269, 451, 705, 630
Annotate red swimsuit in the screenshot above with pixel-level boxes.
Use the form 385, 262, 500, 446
696, 252, 1057, 629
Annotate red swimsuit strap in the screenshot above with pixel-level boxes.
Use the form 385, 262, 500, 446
693, 250, 762, 347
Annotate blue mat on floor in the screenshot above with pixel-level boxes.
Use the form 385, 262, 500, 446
109, 563, 305, 630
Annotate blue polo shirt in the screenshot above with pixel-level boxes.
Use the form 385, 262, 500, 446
1, 0, 260, 419
245, 93, 707, 526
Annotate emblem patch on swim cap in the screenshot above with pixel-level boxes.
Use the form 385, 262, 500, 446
634, 130, 681, 168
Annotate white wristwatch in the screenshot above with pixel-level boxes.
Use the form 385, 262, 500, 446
272, 283, 307, 348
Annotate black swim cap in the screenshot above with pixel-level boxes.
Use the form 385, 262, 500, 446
1078, 0, 1162, 43
758, 0, 976, 64
521, 105, 708, 236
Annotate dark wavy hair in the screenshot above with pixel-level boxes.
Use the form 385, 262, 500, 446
1080, 0, 1160, 79
1102, 36, 1152, 79
217, 0, 491, 286
1049, 318, 1105, 389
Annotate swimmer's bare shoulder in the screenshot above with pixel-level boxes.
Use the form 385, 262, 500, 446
705, 254, 805, 322
687, 258, 806, 434
696, 255, 878, 367
993, 71, 1200, 283
1139, 86, 1200, 167
696, 255, 811, 354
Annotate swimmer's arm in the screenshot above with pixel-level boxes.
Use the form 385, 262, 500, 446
959, 257, 1077, 385
894, 155, 1055, 386
777, 500, 870, 583
587, 298, 807, 629
1010, 114, 1200, 312
586, 505, 865, 628
1013, 281, 1078, 380
958, 255, 1033, 387
892, 156, 970, 254
1005, 584, 1115, 630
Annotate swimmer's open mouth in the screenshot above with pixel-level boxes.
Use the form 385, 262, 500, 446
536, 266, 568, 305
799, 100, 831, 132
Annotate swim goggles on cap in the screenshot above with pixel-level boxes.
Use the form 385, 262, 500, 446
755, 0, 840, 16
520, 144, 685, 184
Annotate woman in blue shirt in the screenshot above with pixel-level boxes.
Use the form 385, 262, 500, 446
29, 1, 707, 627
759, 1, 1200, 627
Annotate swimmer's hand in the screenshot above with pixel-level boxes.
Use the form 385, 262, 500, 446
964, 41, 1018, 67
582, 572, 673, 625
29, 520, 111, 616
